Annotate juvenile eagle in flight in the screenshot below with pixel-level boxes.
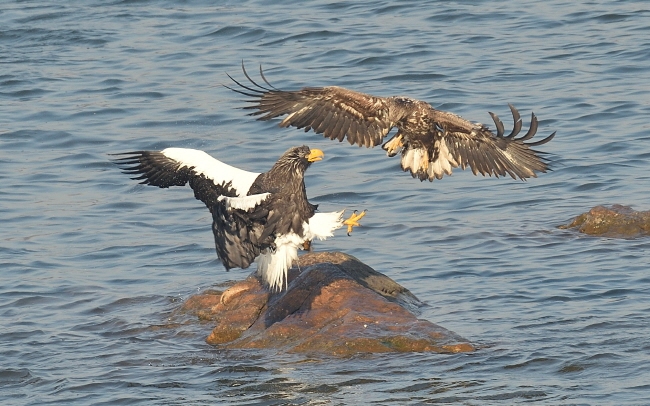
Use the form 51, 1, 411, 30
113, 146, 365, 291
226, 65, 555, 182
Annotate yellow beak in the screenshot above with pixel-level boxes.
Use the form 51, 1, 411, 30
307, 148, 325, 162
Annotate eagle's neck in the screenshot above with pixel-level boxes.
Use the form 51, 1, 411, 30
249, 160, 309, 195
253, 160, 316, 227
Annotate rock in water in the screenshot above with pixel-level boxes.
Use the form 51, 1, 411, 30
560, 204, 650, 238
181, 252, 474, 356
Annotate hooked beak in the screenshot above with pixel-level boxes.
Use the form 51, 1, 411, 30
307, 148, 324, 162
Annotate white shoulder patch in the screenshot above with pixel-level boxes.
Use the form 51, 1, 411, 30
218, 193, 271, 211
161, 148, 260, 196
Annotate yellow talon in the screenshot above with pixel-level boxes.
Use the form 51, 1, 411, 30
383, 134, 404, 157
343, 210, 367, 236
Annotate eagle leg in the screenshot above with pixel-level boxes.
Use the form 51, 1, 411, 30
382, 134, 404, 157
343, 210, 367, 236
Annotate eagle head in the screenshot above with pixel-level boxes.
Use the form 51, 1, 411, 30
276, 145, 324, 173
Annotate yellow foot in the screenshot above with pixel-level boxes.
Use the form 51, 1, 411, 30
382, 134, 404, 157
302, 240, 312, 251
343, 210, 367, 236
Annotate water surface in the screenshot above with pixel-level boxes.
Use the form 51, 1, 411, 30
2, 1, 650, 404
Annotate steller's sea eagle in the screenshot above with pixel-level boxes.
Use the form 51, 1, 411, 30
226, 65, 555, 182
112, 145, 365, 291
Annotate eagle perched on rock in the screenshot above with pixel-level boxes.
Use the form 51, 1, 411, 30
113, 146, 365, 291
227, 65, 555, 182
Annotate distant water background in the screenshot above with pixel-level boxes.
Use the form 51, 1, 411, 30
2, 1, 650, 404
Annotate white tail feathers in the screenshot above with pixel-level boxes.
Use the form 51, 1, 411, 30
254, 210, 347, 291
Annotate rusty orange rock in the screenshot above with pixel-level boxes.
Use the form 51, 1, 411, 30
560, 204, 650, 238
181, 252, 474, 356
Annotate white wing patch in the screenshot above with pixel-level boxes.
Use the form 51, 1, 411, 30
162, 148, 260, 195
218, 193, 271, 211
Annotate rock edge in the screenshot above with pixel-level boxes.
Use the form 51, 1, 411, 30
181, 252, 474, 356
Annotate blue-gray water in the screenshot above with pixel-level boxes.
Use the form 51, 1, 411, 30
2, 1, 649, 404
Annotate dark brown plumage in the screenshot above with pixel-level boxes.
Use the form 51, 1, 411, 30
112, 146, 361, 291
226, 64, 555, 182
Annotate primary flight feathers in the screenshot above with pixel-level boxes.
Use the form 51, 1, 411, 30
226, 64, 555, 182
113, 146, 364, 291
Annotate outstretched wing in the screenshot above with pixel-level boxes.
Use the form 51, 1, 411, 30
113, 148, 276, 269
111, 148, 261, 208
226, 64, 409, 147
400, 105, 555, 181
226, 65, 556, 183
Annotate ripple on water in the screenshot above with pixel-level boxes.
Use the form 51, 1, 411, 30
2, 1, 650, 405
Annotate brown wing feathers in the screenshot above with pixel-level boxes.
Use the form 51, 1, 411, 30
111, 151, 235, 210
225, 64, 395, 147
444, 106, 555, 180
487, 105, 555, 176
226, 64, 555, 182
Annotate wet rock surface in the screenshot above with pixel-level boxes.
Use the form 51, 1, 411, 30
560, 204, 650, 238
181, 252, 474, 356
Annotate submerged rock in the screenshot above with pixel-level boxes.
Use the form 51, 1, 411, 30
560, 204, 650, 238
181, 252, 474, 356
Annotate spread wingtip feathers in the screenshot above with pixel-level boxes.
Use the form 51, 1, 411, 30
227, 63, 556, 183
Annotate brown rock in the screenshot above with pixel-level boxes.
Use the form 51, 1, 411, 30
181, 252, 474, 356
560, 204, 650, 238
